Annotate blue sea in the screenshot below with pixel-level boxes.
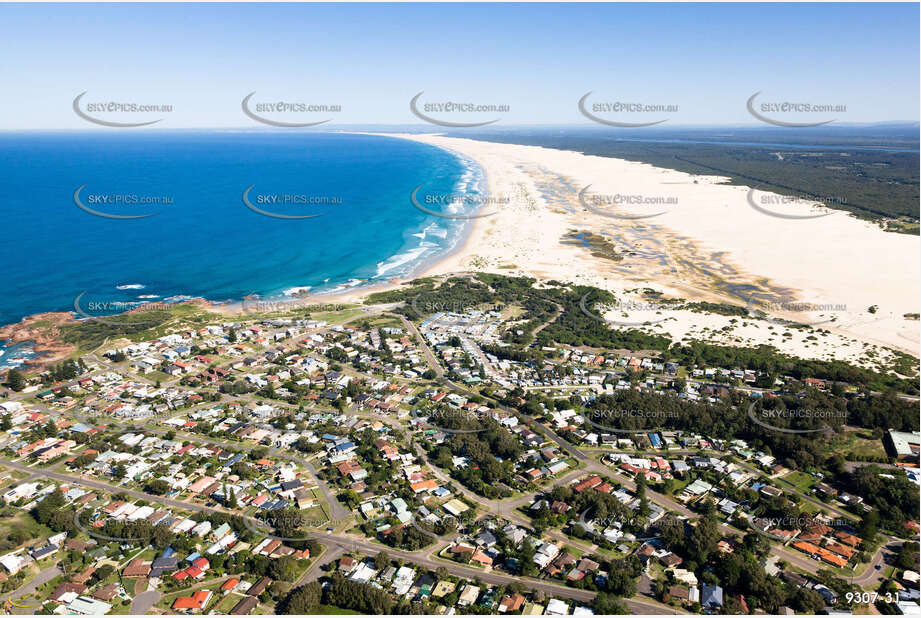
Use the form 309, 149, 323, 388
0, 341, 36, 370
0, 131, 484, 331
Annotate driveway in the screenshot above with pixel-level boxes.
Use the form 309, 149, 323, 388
129, 590, 161, 614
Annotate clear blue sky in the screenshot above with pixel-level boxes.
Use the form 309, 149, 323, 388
1, 2, 917, 128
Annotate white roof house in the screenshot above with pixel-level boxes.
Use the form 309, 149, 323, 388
545, 598, 570, 615
458, 584, 480, 606
0, 553, 24, 574
66, 596, 113, 615
191, 521, 213, 537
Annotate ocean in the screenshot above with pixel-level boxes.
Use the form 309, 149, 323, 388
0, 131, 484, 335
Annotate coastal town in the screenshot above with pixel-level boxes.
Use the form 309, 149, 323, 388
0, 1, 917, 616
0, 273, 918, 615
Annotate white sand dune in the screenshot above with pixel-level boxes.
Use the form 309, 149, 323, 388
315, 132, 918, 369
389, 133, 919, 365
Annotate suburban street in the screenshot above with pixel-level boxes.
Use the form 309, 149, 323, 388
401, 311, 894, 586
0, 458, 679, 613
0, 301, 904, 616
0, 565, 61, 611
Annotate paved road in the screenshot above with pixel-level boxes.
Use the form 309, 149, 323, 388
397, 314, 443, 378
279, 313, 900, 589
0, 458, 234, 517
410, 444, 597, 555
848, 538, 905, 587
301, 459, 348, 521
401, 316, 846, 579
528, 300, 564, 346
0, 459, 677, 613
9, 305, 899, 605
74, 413, 351, 523
129, 590, 161, 615
0, 565, 61, 610
127, 573, 246, 613
295, 545, 344, 586
734, 459, 858, 523
314, 533, 681, 614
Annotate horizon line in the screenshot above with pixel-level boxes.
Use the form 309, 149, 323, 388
1, 121, 919, 133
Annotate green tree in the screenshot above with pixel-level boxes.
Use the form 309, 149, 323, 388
594, 592, 629, 614
635, 472, 650, 519
267, 555, 299, 583
859, 510, 879, 544
152, 524, 174, 549
32, 488, 66, 525
688, 515, 720, 563
657, 515, 686, 552
6, 369, 26, 392
144, 480, 171, 495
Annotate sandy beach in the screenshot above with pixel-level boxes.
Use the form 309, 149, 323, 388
321, 132, 919, 368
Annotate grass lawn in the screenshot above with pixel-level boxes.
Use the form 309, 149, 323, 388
562, 544, 585, 558
799, 501, 821, 515
307, 489, 332, 521
787, 560, 859, 585
108, 596, 134, 615
316, 604, 362, 614
290, 557, 316, 583
645, 562, 666, 581
310, 308, 365, 325
783, 471, 817, 493
827, 431, 888, 461
435, 548, 483, 569
124, 548, 159, 564
593, 544, 632, 560
0, 470, 30, 485
212, 592, 246, 614
144, 371, 172, 383
299, 504, 330, 527
0, 510, 53, 551
665, 477, 693, 495
362, 317, 403, 329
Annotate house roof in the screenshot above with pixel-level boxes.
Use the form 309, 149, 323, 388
92, 583, 118, 601
172, 590, 211, 610
701, 585, 723, 607
248, 576, 271, 597
122, 558, 150, 577
230, 595, 259, 615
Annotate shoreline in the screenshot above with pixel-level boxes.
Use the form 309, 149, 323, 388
0, 312, 79, 371
280, 134, 494, 307
350, 132, 920, 364
2, 132, 918, 373
0, 132, 482, 360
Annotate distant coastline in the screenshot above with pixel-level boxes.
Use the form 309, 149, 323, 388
1, 130, 918, 375
0, 132, 490, 366
367, 132, 920, 363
